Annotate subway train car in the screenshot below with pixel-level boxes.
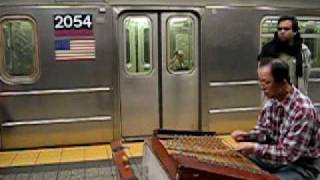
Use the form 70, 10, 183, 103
0, 0, 320, 150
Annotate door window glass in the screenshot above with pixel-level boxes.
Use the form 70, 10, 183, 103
124, 16, 152, 74
0, 16, 39, 84
167, 16, 194, 73
261, 17, 320, 69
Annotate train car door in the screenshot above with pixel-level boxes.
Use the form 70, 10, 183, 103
119, 12, 199, 137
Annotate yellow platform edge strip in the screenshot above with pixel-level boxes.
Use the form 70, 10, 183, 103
0, 142, 144, 168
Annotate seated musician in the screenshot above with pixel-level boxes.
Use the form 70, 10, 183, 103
231, 57, 320, 180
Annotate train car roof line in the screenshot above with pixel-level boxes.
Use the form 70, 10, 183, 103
0, 0, 320, 9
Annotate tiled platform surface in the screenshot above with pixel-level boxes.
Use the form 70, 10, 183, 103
0, 137, 235, 180
0, 143, 143, 168
0, 142, 143, 180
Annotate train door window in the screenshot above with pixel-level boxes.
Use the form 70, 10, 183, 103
167, 16, 194, 73
261, 17, 320, 69
0, 16, 39, 84
124, 16, 152, 75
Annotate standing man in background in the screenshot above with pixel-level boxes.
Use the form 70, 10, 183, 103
258, 16, 312, 94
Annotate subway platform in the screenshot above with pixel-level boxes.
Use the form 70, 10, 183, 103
1, 136, 320, 180
0, 142, 143, 180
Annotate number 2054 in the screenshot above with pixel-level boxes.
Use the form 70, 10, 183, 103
54, 14, 93, 30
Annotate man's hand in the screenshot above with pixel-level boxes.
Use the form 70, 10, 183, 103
235, 142, 257, 155
231, 130, 249, 142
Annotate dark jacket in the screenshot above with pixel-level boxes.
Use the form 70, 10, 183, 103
258, 32, 303, 77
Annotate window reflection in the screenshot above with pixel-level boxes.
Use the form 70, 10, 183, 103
167, 16, 194, 72
0, 16, 39, 84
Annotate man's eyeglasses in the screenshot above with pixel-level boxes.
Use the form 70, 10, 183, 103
277, 27, 292, 31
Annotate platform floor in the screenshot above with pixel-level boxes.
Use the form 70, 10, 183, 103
0, 136, 237, 179
2, 136, 318, 180
0, 142, 143, 180
0, 158, 143, 180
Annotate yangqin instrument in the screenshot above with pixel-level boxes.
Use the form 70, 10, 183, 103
142, 129, 279, 180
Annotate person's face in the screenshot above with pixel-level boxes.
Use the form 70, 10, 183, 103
258, 65, 282, 99
277, 20, 296, 43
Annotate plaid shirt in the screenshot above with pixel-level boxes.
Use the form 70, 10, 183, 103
248, 86, 320, 165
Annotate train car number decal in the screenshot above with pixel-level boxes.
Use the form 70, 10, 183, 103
54, 14, 93, 30
54, 14, 96, 61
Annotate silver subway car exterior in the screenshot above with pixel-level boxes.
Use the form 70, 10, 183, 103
0, 0, 319, 149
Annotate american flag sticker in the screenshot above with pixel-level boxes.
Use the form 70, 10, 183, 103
55, 39, 96, 61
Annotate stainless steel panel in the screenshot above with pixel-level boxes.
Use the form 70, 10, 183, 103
161, 13, 199, 130
2, 121, 113, 149
0, 87, 111, 96
0, 6, 114, 90
209, 80, 258, 87
1, 91, 112, 121
209, 107, 260, 114
0, 5, 115, 148
208, 111, 258, 134
2, 115, 111, 127
203, 8, 262, 82
120, 13, 159, 137
106, 0, 320, 9
208, 83, 261, 109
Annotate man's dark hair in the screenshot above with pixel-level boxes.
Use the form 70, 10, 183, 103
278, 15, 299, 32
259, 57, 291, 84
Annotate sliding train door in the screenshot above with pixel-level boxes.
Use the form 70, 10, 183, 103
119, 13, 159, 137
119, 12, 199, 137
161, 13, 199, 130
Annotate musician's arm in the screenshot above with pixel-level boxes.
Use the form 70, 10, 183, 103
246, 108, 273, 143
255, 117, 314, 165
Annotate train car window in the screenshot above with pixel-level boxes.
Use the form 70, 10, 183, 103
167, 16, 194, 73
261, 17, 320, 69
124, 16, 152, 75
0, 16, 39, 84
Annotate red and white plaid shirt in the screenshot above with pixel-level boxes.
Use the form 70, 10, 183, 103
249, 86, 320, 165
